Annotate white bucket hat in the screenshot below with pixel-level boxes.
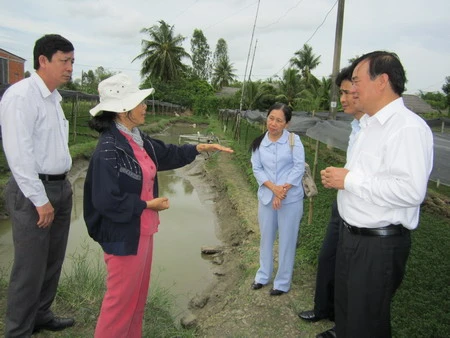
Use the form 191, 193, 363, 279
89, 73, 154, 116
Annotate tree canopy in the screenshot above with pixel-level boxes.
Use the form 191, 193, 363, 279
211, 39, 236, 90
133, 20, 190, 82
191, 29, 211, 82
290, 43, 321, 85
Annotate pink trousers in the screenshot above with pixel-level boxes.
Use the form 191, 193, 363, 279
95, 234, 154, 338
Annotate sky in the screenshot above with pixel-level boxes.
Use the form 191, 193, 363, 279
1, 0, 449, 95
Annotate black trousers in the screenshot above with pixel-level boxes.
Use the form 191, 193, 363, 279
313, 200, 341, 320
334, 221, 411, 338
4, 177, 73, 338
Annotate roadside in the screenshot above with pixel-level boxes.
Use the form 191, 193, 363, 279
1, 148, 449, 337
189, 148, 450, 338
187, 152, 333, 338
4, 124, 448, 337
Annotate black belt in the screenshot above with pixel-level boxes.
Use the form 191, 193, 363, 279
38, 173, 67, 181
343, 221, 408, 237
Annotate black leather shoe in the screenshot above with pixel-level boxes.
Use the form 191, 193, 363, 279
251, 281, 264, 290
316, 327, 336, 338
269, 288, 286, 296
33, 317, 75, 333
298, 310, 325, 322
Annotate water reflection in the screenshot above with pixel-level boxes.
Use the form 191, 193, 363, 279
0, 124, 221, 319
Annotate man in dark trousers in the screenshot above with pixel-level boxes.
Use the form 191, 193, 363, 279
298, 66, 364, 338
321, 51, 433, 337
0, 34, 76, 337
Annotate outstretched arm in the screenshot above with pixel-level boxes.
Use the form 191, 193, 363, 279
196, 143, 234, 154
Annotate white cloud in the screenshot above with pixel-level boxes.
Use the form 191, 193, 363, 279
1, 0, 449, 93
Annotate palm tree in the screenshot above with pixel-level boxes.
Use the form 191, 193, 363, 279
254, 82, 278, 110
211, 56, 236, 90
133, 20, 190, 82
276, 68, 303, 107
295, 76, 331, 112
290, 44, 321, 88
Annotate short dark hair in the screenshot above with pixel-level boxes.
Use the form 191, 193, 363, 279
351, 51, 407, 95
33, 34, 74, 70
335, 66, 353, 87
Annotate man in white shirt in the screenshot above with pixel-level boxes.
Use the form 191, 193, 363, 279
299, 66, 364, 338
321, 51, 433, 337
0, 34, 76, 337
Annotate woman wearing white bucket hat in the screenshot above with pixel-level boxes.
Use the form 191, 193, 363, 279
83, 73, 233, 337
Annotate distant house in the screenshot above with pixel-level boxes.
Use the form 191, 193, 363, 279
215, 86, 240, 97
0, 48, 26, 85
403, 94, 436, 114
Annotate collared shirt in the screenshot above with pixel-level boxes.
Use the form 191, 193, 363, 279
346, 118, 361, 161
0, 73, 72, 207
251, 129, 305, 205
337, 97, 433, 230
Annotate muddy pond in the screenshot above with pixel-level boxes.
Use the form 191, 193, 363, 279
0, 123, 222, 320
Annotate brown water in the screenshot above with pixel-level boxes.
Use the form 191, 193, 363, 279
0, 124, 222, 319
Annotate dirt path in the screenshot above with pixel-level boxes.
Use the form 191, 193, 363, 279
65, 151, 335, 337
187, 152, 334, 338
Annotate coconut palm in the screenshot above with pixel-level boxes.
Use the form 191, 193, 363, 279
290, 44, 321, 88
254, 82, 278, 110
238, 81, 255, 110
211, 56, 236, 90
133, 20, 190, 82
276, 68, 303, 107
295, 76, 331, 112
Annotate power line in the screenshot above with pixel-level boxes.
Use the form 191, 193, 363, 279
419, 80, 445, 92
257, 0, 306, 30
273, 0, 339, 77
172, 0, 200, 21
203, 1, 258, 31
304, 0, 338, 46
240, 0, 261, 111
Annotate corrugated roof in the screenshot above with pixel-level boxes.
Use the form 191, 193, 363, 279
403, 94, 436, 114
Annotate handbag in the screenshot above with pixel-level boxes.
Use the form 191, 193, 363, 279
289, 132, 318, 198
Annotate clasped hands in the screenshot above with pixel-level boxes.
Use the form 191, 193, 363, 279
272, 183, 290, 210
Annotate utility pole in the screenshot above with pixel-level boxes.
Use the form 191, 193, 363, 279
239, 0, 260, 112
248, 39, 258, 82
329, 0, 345, 120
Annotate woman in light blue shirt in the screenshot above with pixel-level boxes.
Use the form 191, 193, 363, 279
250, 103, 305, 295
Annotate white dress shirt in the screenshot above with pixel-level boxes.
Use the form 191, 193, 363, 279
346, 118, 361, 162
337, 97, 434, 229
0, 73, 72, 207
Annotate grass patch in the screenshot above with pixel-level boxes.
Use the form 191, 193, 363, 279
391, 211, 450, 337
219, 117, 450, 336
1, 114, 449, 336
0, 243, 197, 337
